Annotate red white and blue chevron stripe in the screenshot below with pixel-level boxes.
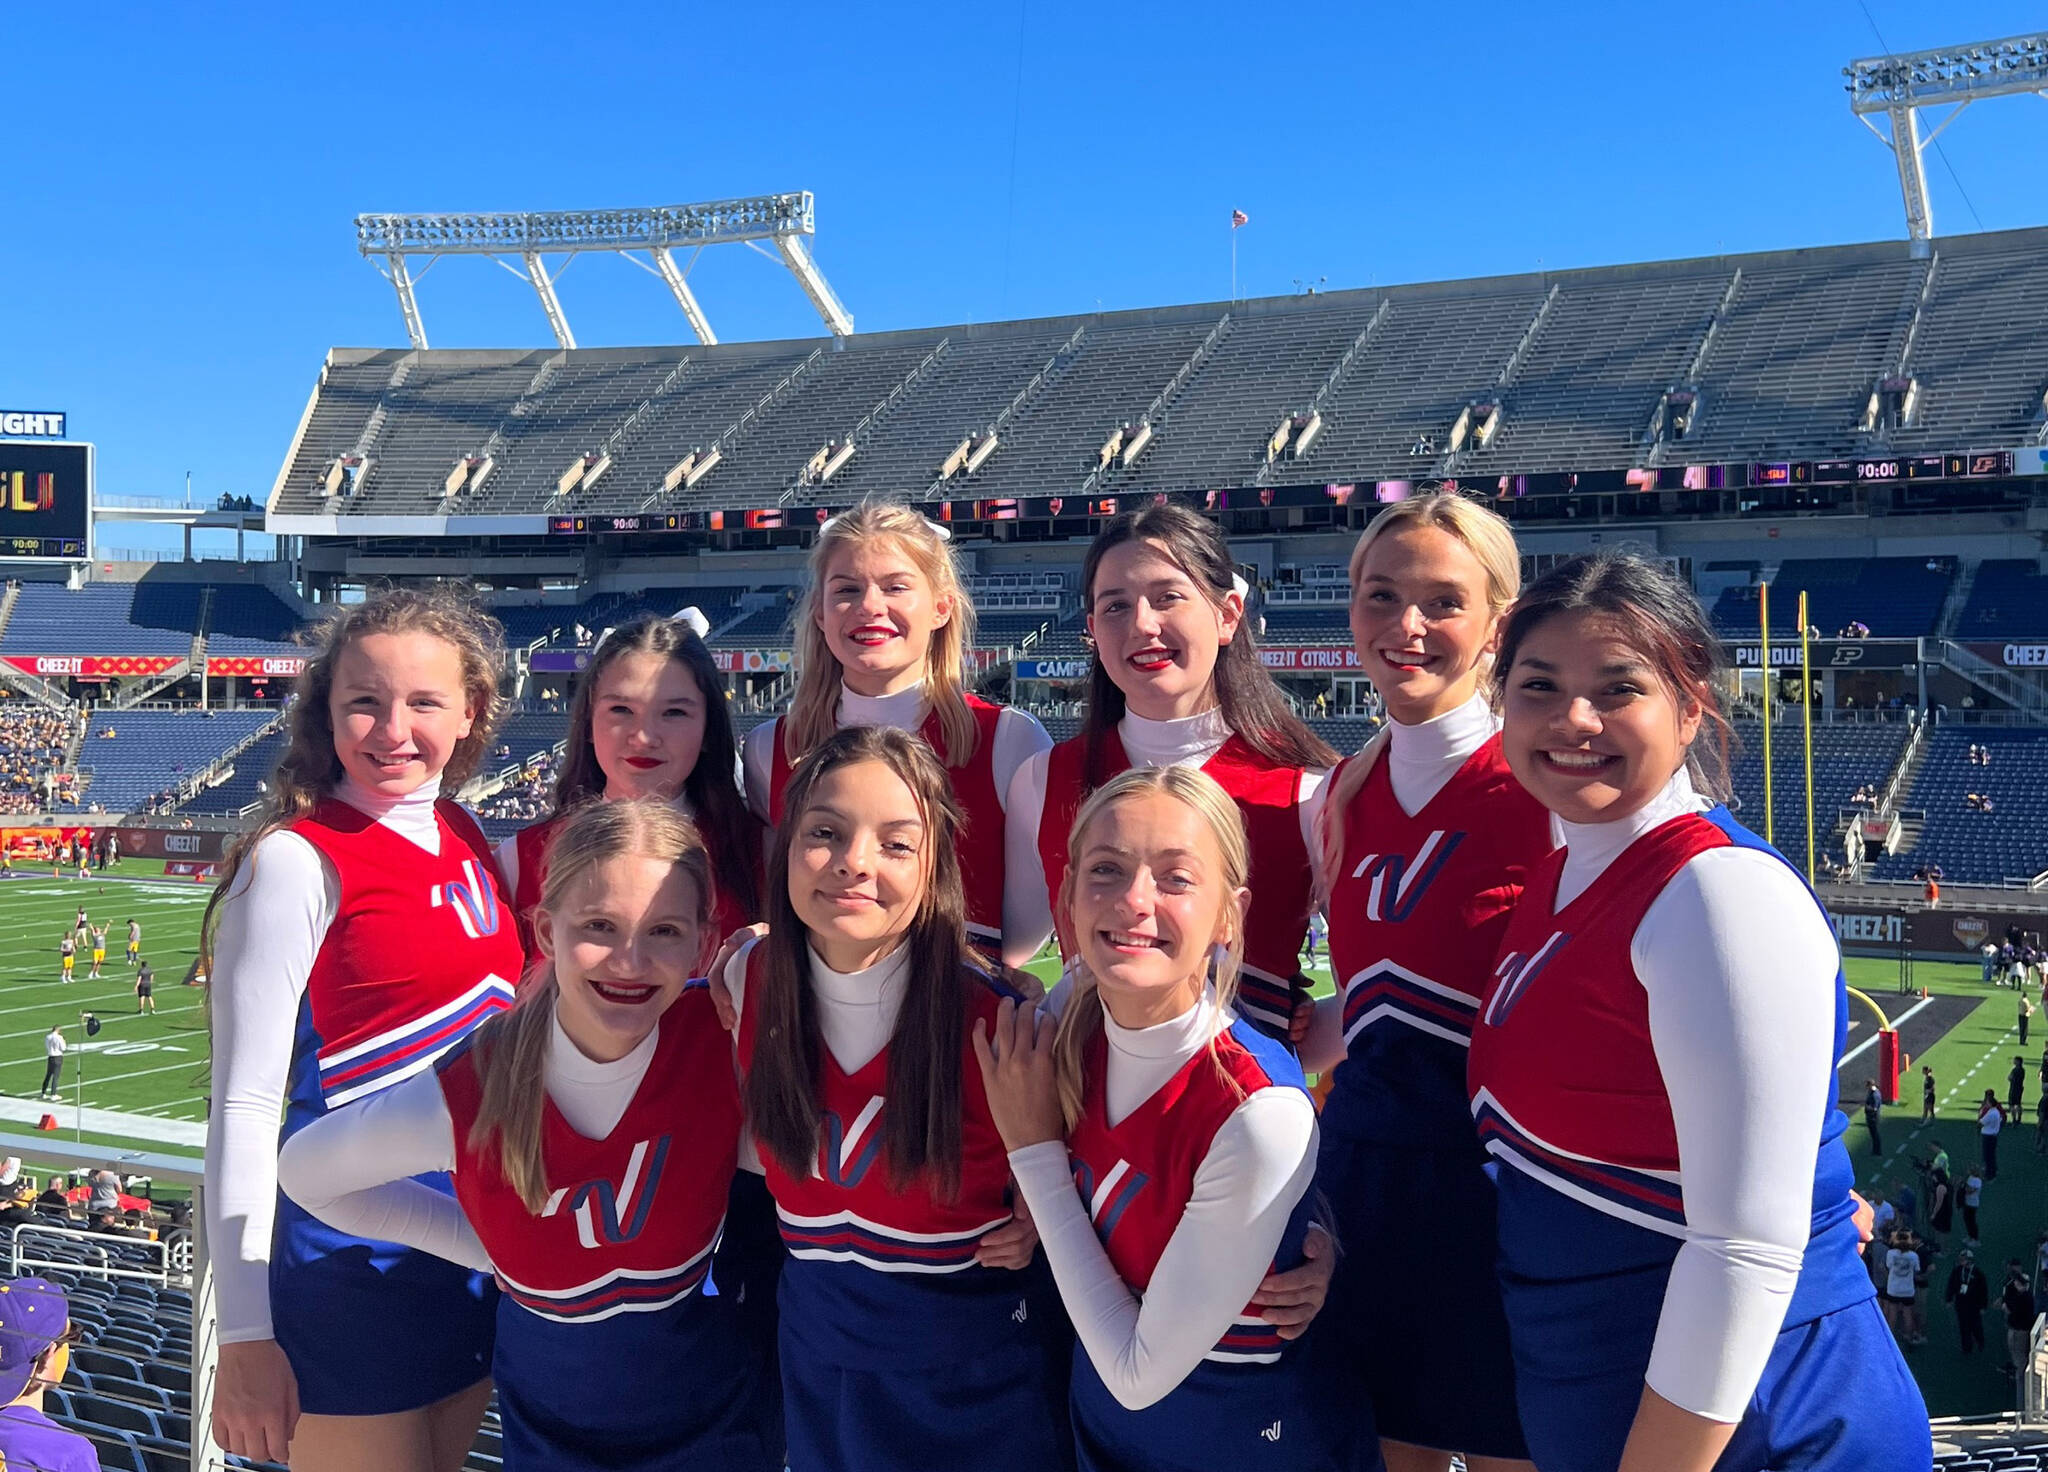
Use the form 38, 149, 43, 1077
1340, 958, 1481, 1049
496, 1236, 717, 1324
1209, 1314, 1285, 1365
1234, 962, 1295, 1035
317, 974, 516, 1108
1470, 1089, 1686, 1234
777, 1207, 1012, 1274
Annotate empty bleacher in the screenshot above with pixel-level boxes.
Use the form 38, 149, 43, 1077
1724, 720, 1910, 867
266, 226, 2048, 518
1871, 727, 2048, 886
1769, 558, 1954, 639
182, 726, 288, 815
78, 712, 274, 812
0, 586, 191, 656
201, 586, 304, 655
1954, 560, 2048, 640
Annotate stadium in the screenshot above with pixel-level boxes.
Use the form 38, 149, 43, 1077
4, 19, 2048, 1472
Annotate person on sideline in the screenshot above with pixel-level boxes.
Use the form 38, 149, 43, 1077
1979, 1093, 2006, 1181
135, 959, 156, 1015
1864, 1079, 1884, 1156
2005, 1259, 2035, 1382
280, 801, 775, 1471
1471, 552, 1929, 1471
1946, 1249, 1989, 1357
1922, 1066, 1937, 1125
38, 1026, 63, 1102
203, 590, 522, 1471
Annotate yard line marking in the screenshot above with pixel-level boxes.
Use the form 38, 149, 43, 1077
1840, 997, 1933, 1068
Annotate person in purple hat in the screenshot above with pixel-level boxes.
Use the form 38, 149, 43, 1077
0, 1277, 96, 1472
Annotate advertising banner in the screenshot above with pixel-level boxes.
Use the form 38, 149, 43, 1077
1259, 646, 1365, 672
2, 655, 181, 680
1825, 900, 2045, 960
206, 655, 306, 679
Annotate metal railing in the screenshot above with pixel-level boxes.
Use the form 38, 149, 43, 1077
0, 1133, 218, 1470
8, 1220, 176, 1289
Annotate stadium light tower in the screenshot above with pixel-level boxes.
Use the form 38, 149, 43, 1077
353, 191, 856, 349
1845, 33, 2048, 257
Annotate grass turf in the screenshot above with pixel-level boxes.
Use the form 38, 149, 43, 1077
0, 866, 213, 1161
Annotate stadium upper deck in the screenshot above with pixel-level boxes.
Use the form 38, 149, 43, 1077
269, 227, 2048, 529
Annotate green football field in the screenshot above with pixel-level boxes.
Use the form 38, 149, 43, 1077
0, 866, 213, 1161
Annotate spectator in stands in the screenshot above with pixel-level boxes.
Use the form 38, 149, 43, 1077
1946, 1248, 1989, 1355
0, 1188, 35, 1229
2003, 1259, 2035, 1382
30, 1189, 66, 1219
86, 1166, 119, 1215
0, 1278, 96, 1472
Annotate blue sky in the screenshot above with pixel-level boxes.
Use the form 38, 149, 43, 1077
2, 1, 2042, 559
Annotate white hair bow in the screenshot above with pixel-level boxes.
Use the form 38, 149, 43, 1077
818, 510, 952, 542
673, 606, 711, 639
1231, 573, 1252, 602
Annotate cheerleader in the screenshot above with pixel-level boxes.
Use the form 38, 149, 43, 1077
1298, 492, 1543, 1472
1004, 504, 1337, 1039
1471, 551, 1929, 1472
496, 609, 762, 960
726, 724, 1064, 1472
278, 800, 774, 1472
977, 766, 1340, 1471
203, 589, 523, 1472
741, 501, 1050, 960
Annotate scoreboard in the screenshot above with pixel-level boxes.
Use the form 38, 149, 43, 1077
0, 442, 91, 560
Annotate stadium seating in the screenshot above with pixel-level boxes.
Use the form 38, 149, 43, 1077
78, 711, 275, 812
1259, 606, 1351, 644
201, 586, 304, 655
1955, 560, 2048, 640
0, 585, 192, 656
1712, 558, 1954, 639
265, 227, 2048, 518
718, 603, 798, 648
181, 728, 288, 815
1871, 727, 2048, 885
1724, 719, 1911, 866
495, 710, 568, 765
493, 587, 748, 650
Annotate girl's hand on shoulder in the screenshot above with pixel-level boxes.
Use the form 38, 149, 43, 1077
975, 1189, 1040, 1270
705, 923, 770, 1031
1254, 1222, 1336, 1339
971, 997, 1063, 1153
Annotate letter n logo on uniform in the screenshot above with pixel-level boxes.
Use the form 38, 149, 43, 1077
819, 1096, 885, 1188
432, 858, 503, 940
1349, 830, 1465, 923
542, 1135, 671, 1247
1481, 931, 1570, 1028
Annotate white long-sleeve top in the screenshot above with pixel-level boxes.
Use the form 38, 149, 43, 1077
1299, 695, 1511, 1072
275, 1010, 657, 1275
1007, 990, 1318, 1411
1002, 708, 1331, 967
1549, 767, 1842, 1423
721, 935, 909, 1076
202, 778, 445, 1345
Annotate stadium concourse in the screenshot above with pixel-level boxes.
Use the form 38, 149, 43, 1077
2, 222, 2048, 1467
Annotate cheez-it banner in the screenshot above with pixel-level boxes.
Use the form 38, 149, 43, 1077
205, 655, 307, 678
2, 655, 181, 679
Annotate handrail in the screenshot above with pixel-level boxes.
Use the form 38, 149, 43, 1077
8, 1221, 173, 1289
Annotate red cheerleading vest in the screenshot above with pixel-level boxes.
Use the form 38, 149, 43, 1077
1323, 736, 1554, 1147
508, 808, 756, 968
437, 990, 741, 1322
1066, 1022, 1308, 1365
287, 798, 522, 1124
1037, 729, 1314, 1036
735, 943, 1017, 1271
764, 696, 1009, 953
510, 813, 566, 965
1467, 813, 1736, 1233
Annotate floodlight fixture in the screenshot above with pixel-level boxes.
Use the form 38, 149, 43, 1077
1844, 33, 2048, 255
353, 191, 856, 349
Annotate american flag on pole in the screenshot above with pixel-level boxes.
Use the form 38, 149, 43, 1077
1231, 210, 1249, 229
